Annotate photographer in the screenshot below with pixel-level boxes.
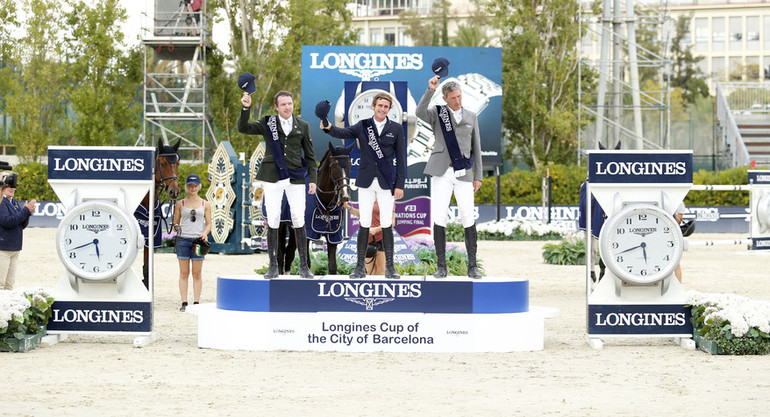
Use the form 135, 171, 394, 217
0, 172, 36, 290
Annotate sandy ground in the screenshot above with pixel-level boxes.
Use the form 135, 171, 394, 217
3, 228, 770, 416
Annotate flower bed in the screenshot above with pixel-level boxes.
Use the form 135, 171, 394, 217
1, 288, 54, 352
688, 291, 770, 355
476, 219, 568, 241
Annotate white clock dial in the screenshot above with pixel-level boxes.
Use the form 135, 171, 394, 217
347, 89, 404, 126
757, 194, 770, 231
56, 201, 140, 281
599, 204, 683, 285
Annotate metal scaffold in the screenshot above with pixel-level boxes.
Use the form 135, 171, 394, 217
578, 0, 671, 157
138, 0, 218, 162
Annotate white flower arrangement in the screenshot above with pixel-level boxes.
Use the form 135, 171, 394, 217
477, 219, 569, 239
1, 287, 54, 349
688, 290, 770, 355
0, 290, 31, 331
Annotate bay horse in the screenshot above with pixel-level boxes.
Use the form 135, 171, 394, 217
136, 138, 181, 288
304, 142, 353, 275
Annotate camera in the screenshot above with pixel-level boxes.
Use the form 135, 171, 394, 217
0, 172, 18, 188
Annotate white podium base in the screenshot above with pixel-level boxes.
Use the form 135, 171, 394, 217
188, 303, 558, 353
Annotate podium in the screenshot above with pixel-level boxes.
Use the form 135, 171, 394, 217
190, 275, 558, 352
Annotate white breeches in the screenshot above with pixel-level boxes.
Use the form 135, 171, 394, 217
263, 179, 306, 228
357, 181, 394, 229
431, 167, 476, 228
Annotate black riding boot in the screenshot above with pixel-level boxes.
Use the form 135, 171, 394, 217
433, 224, 448, 278
294, 226, 314, 279
383, 227, 400, 279
465, 225, 482, 279
349, 227, 369, 279
264, 227, 280, 279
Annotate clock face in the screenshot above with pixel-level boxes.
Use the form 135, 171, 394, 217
757, 194, 770, 230
56, 201, 139, 281
599, 204, 683, 284
347, 89, 404, 126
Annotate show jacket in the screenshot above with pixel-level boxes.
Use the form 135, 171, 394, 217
238, 108, 317, 184
416, 88, 483, 182
324, 118, 406, 191
0, 197, 31, 251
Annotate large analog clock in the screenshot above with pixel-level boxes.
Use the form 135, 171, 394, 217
756, 193, 770, 232
56, 200, 142, 281
599, 203, 683, 285
347, 87, 405, 125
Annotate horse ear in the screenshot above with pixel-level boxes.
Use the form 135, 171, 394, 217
172, 139, 181, 152
157, 137, 164, 151
345, 143, 354, 153
614, 141, 621, 150
328, 142, 334, 152
598, 141, 606, 150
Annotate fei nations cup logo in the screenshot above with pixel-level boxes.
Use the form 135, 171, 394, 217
308, 52, 424, 81
318, 281, 422, 311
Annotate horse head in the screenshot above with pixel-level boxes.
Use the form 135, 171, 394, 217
156, 138, 181, 200
319, 142, 354, 206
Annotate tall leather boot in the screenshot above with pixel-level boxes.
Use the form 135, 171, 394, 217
383, 226, 400, 279
349, 227, 368, 279
433, 224, 448, 278
294, 226, 314, 279
264, 226, 280, 279
465, 224, 482, 279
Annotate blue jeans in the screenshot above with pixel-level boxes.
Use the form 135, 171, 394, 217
176, 237, 205, 261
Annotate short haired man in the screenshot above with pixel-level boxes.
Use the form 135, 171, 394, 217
320, 92, 407, 279
239, 90, 317, 279
417, 76, 483, 278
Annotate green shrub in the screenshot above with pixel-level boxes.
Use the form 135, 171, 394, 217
14, 162, 57, 201
542, 236, 587, 265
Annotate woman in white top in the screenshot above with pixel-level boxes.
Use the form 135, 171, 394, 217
173, 174, 212, 311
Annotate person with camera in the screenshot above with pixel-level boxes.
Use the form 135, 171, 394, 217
0, 172, 36, 290
172, 174, 211, 311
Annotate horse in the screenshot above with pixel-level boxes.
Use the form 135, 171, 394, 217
304, 142, 354, 275
136, 138, 181, 288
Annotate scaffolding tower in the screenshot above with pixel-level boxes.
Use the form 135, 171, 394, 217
138, 0, 218, 162
579, 0, 671, 157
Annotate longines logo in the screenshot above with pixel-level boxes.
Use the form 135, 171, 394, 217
318, 282, 422, 311
83, 224, 110, 234
52, 157, 145, 172
593, 312, 686, 326
52, 308, 144, 324
595, 161, 687, 176
308, 52, 424, 80
630, 227, 656, 237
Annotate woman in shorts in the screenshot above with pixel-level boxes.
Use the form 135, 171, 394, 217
173, 174, 211, 311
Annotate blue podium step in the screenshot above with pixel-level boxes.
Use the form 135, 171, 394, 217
217, 275, 529, 314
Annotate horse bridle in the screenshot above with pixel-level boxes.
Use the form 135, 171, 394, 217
315, 154, 351, 213
156, 152, 180, 197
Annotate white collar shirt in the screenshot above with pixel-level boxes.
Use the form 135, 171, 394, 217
279, 116, 292, 134
450, 107, 463, 125
374, 118, 387, 136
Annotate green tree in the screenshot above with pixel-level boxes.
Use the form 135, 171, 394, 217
451, 0, 493, 47
488, 0, 591, 170
210, 0, 356, 154
1, 0, 70, 162
669, 14, 709, 104
399, 0, 451, 47
64, 0, 141, 146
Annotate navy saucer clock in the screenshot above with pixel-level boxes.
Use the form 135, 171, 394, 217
586, 150, 694, 345
47, 146, 155, 336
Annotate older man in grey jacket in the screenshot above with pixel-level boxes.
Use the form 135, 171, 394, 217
416, 75, 483, 278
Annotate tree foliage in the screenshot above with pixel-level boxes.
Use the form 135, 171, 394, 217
488, 0, 591, 170
65, 0, 141, 146
669, 14, 709, 105
210, 0, 356, 154
0, 0, 70, 162
398, 0, 451, 47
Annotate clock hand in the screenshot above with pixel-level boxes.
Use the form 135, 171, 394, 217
71, 239, 98, 251
640, 241, 647, 264
617, 244, 642, 255
93, 238, 100, 260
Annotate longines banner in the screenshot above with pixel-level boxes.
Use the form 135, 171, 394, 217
300, 45, 503, 205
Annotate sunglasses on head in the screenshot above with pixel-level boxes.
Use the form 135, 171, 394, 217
190, 209, 196, 222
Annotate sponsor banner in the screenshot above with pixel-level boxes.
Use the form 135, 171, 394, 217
748, 171, 770, 184
47, 301, 152, 333
751, 237, 770, 250
217, 276, 529, 314
195, 308, 548, 352
28, 202, 750, 234
587, 304, 692, 335
48, 147, 154, 181
588, 151, 693, 184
